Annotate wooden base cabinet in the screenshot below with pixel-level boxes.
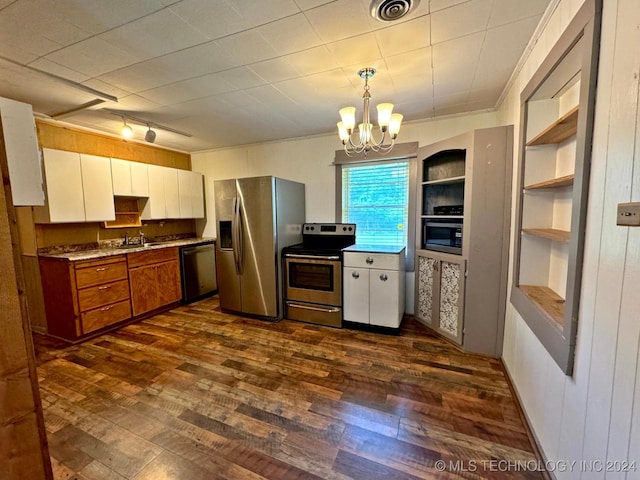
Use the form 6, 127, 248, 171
39, 255, 132, 340
343, 249, 405, 329
39, 246, 183, 342
128, 247, 181, 316
416, 251, 465, 345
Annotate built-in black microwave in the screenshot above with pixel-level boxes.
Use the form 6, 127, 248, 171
422, 219, 463, 255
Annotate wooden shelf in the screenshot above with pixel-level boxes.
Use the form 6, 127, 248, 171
522, 228, 570, 243
105, 197, 142, 229
524, 174, 574, 190
526, 106, 579, 146
422, 175, 465, 186
520, 285, 565, 328
104, 212, 141, 229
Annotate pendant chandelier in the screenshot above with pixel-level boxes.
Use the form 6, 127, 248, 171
337, 67, 403, 157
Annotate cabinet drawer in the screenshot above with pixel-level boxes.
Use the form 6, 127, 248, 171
285, 301, 342, 328
75, 259, 128, 288
127, 247, 178, 268
77, 279, 130, 312
343, 252, 403, 270
81, 299, 131, 334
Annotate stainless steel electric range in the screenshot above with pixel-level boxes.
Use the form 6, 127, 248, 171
282, 223, 356, 327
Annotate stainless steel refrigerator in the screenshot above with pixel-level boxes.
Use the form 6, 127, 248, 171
214, 176, 305, 320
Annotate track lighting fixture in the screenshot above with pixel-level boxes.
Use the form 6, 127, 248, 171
120, 118, 133, 138
104, 108, 192, 140
145, 125, 156, 143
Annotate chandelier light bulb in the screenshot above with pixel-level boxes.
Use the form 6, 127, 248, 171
376, 103, 394, 128
336, 68, 402, 157
339, 106, 356, 131
337, 122, 350, 141
359, 123, 373, 143
389, 113, 403, 137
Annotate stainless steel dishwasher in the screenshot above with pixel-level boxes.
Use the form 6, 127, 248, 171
180, 242, 217, 303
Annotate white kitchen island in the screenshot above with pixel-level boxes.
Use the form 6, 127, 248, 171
342, 245, 405, 332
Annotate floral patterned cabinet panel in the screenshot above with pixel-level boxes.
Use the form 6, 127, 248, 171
415, 251, 465, 345
439, 260, 462, 339
417, 255, 436, 324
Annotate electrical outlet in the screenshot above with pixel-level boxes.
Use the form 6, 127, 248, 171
617, 202, 640, 226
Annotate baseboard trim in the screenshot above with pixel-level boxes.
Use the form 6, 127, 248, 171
500, 359, 555, 480
30, 325, 46, 335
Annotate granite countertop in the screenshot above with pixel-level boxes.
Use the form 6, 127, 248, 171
343, 244, 406, 254
40, 237, 216, 262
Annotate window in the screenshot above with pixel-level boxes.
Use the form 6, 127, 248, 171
341, 161, 409, 249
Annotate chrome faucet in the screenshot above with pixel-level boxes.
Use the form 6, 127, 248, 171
123, 232, 129, 245
139, 230, 145, 245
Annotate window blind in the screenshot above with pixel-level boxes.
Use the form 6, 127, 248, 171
341, 161, 409, 248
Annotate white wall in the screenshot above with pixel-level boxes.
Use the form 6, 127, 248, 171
498, 0, 640, 476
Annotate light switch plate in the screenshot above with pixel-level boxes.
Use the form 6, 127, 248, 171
617, 202, 640, 226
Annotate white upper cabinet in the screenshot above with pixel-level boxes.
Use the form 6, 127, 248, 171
163, 167, 180, 219
111, 158, 132, 196
80, 154, 115, 222
191, 172, 205, 219
178, 170, 205, 219
35, 148, 85, 223
178, 170, 194, 219
130, 162, 149, 197
0, 97, 44, 206
36, 149, 195, 223
111, 158, 149, 197
141, 164, 166, 220
142, 165, 202, 220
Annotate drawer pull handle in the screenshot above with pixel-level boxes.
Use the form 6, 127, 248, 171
96, 267, 109, 272
352, 271, 360, 279
100, 306, 112, 311
365, 257, 374, 265
380, 273, 388, 282
98, 285, 111, 290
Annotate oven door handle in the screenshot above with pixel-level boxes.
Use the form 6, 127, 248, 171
285, 253, 340, 261
286, 302, 340, 313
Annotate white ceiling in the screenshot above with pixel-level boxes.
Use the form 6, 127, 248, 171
0, 0, 552, 152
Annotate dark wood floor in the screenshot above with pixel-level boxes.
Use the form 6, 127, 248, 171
34, 296, 542, 480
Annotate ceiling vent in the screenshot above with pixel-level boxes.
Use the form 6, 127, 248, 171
370, 0, 420, 22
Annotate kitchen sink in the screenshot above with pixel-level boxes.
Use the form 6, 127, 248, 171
116, 243, 143, 249
116, 241, 167, 249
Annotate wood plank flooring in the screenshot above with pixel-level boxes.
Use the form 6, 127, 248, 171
34, 296, 543, 480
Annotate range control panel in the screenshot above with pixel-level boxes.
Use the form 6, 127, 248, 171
302, 223, 356, 236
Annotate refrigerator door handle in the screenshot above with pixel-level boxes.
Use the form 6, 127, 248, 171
236, 200, 245, 275
232, 196, 241, 274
